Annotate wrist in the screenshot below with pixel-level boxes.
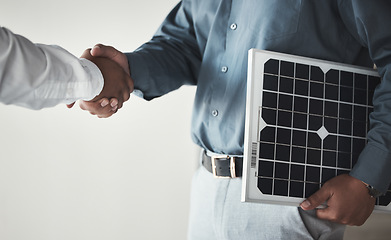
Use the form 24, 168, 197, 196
362, 181, 384, 198
79, 58, 104, 100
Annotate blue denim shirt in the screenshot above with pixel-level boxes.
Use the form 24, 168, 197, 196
126, 0, 391, 193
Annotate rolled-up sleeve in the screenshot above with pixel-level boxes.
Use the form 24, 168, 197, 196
339, 0, 391, 193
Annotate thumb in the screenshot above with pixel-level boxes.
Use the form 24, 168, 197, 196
300, 187, 331, 210
66, 102, 75, 108
90, 44, 130, 75
90, 44, 115, 58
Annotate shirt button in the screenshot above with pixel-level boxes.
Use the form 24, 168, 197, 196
221, 66, 228, 73
230, 23, 237, 30
212, 110, 219, 117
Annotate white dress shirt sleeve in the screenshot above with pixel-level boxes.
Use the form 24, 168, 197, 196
0, 27, 104, 110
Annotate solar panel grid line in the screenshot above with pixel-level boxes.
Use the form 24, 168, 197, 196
320, 67, 327, 188
309, 65, 323, 190
242, 49, 391, 212
260, 104, 369, 140
288, 61, 296, 198
262, 88, 373, 115
271, 60, 282, 196
259, 175, 322, 187
336, 70, 342, 179
257, 158, 352, 172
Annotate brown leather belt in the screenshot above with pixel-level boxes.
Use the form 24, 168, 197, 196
202, 151, 243, 178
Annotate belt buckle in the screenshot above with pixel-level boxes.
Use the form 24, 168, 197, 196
211, 155, 236, 178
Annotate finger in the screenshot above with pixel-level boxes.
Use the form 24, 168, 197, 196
110, 98, 118, 107
315, 206, 336, 222
100, 98, 118, 114
109, 98, 120, 110
100, 98, 110, 108
97, 106, 118, 118
123, 79, 132, 102
121, 77, 133, 104
80, 48, 93, 59
91, 44, 130, 75
300, 186, 331, 211
110, 98, 124, 110
79, 100, 113, 116
79, 100, 99, 114
91, 44, 118, 59
123, 90, 131, 102
66, 102, 75, 108
315, 203, 351, 224
126, 76, 134, 92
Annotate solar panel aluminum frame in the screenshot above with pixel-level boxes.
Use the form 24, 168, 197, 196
241, 49, 391, 213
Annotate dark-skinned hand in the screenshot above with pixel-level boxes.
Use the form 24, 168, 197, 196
300, 174, 375, 226
67, 46, 133, 118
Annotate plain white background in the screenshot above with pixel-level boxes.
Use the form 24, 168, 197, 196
0, 0, 391, 239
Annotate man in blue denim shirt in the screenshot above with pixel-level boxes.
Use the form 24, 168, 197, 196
81, 0, 391, 239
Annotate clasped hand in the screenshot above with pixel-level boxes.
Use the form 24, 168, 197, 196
68, 44, 132, 118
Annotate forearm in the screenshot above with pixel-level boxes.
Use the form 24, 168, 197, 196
126, 1, 200, 100
0, 27, 103, 109
338, 0, 391, 192
126, 42, 199, 100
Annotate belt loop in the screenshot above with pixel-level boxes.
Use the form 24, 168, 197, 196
211, 155, 237, 178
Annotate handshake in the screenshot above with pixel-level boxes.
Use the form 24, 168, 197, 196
68, 44, 133, 118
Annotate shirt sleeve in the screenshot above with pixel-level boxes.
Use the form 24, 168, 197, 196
125, 0, 201, 100
338, 0, 391, 193
0, 27, 104, 110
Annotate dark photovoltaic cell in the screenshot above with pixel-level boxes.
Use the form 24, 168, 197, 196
244, 50, 391, 210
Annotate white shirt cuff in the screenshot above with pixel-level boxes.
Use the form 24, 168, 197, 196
79, 58, 104, 101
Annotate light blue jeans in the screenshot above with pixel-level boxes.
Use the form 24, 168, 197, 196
187, 163, 345, 240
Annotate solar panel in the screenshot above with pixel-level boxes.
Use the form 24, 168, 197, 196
242, 49, 391, 212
